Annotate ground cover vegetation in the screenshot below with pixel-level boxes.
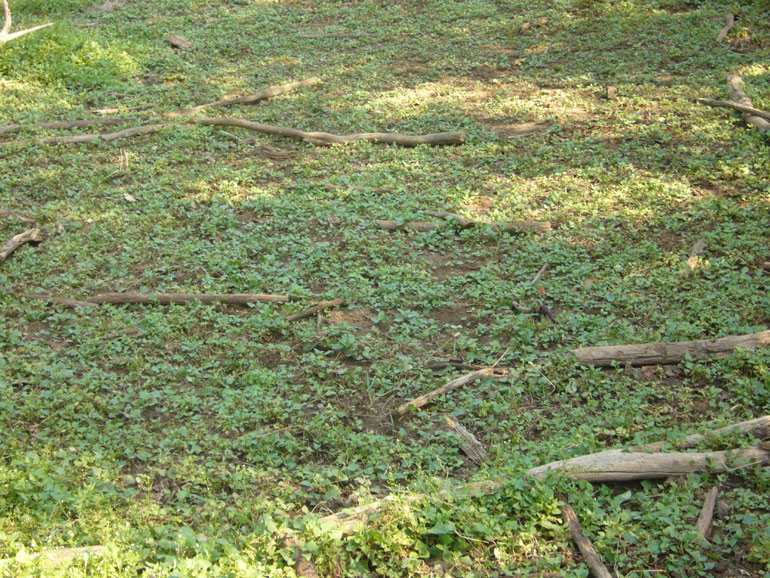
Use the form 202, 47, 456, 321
1, 0, 769, 576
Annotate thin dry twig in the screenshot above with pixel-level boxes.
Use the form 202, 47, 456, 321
697, 98, 770, 123
87, 292, 291, 305
0, 0, 52, 45
287, 298, 345, 322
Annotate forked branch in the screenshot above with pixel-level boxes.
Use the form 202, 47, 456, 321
0, 0, 52, 46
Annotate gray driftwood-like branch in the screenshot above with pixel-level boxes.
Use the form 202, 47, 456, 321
695, 486, 719, 539
0, 0, 52, 46
445, 417, 486, 464
87, 292, 291, 305
560, 502, 615, 578
192, 118, 466, 147
726, 73, 770, 131
0, 227, 43, 262
570, 330, 770, 367
396, 367, 507, 416
716, 13, 735, 43
317, 416, 770, 535
697, 99, 770, 123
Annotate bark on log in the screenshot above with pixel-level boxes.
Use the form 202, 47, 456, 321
396, 367, 505, 416
570, 330, 770, 367
286, 298, 345, 322
695, 486, 718, 539
22, 293, 99, 309
0, 227, 43, 262
726, 73, 770, 131
192, 118, 465, 147
716, 14, 735, 43
525, 446, 769, 482
87, 292, 291, 305
560, 502, 615, 578
376, 219, 551, 233
164, 77, 321, 118
445, 417, 486, 464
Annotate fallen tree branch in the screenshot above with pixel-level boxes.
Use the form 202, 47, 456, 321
570, 329, 770, 367
0, 0, 52, 46
684, 238, 706, 273
164, 77, 321, 118
286, 298, 345, 321
560, 502, 615, 578
22, 293, 99, 309
426, 359, 483, 372
695, 486, 718, 539
726, 73, 770, 131
396, 367, 507, 416
318, 416, 770, 535
642, 414, 770, 452
377, 219, 551, 233
716, 13, 735, 43
0, 117, 127, 136
87, 292, 291, 305
445, 417, 486, 465
281, 535, 320, 578
0, 227, 43, 262
192, 118, 466, 147
697, 98, 770, 123
525, 446, 769, 482
0, 209, 33, 222
1, 124, 167, 147
530, 263, 549, 285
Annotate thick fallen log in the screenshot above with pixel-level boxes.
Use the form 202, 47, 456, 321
695, 486, 718, 539
286, 298, 345, 322
570, 330, 770, 367
716, 13, 735, 43
22, 293, 99, 309
642, 414, 770, 452
560, 502, 615, 578
697, 98, 770, 123
192, 118, 465, 147
318, 416, 770, 535
376, 219, 551, 233
164, 77, 321, 118
525, 446, 769, 482
396, 367, 506, 416
87, 292, 291, 305
0, 227, 43, 262
726, 73, 770, 131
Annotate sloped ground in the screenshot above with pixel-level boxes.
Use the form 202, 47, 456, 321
1, 0, 769, 576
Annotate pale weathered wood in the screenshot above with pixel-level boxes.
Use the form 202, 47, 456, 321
1, 124, 166, 147
695, 486, 718, 539
87, 292, 291, 305
716, 13, 735, 43
396, 368, 503, 416
0, 117, 127, 135
560, 503, 615, 578
525, 447, 769, 482
193, 118, 466, 147
0, 227, 43, 262
697, 99, 770, 123
726, 73, 770, 131
287, 298, 344, 322
164, 33, 192, 49
445, 417, 486, 464
0, 0, 52, 46
570, 330, 770, 367
642, 414, 770, 452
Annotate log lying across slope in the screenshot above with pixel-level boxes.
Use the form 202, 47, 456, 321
570, 330, 770, 367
